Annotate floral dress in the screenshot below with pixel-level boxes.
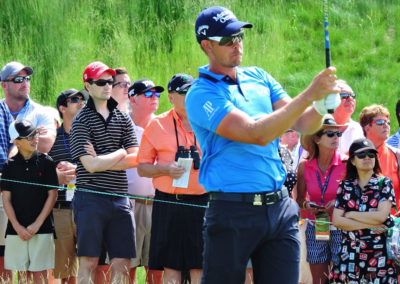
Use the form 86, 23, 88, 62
329, 175, 397, 283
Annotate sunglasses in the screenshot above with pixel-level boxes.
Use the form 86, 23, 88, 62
17, 132, 40, 142
68, 97, 86, 104
4, 75, 31, 84
112, 81, 131, 88
369, 118, 390, 126
89, 79, 114, 87
321, 130, 343, 138
355, 151, 376, 159
208, 30, 245, 46
340, 93, 356, 100
140, 91, 161, 98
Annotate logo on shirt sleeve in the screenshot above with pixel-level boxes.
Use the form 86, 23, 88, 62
203, 101, 219, 120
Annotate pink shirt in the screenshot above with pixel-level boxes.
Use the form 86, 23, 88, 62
304, 151, 346, 221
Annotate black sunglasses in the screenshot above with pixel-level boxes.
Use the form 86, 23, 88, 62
340, 93, 356, 100
208, 30, 245, 46
355, 151, 376, 159
321, 130, 343, 138
4, 75, 31, 84
68, 97, 86, 104
89, 79, 114, 87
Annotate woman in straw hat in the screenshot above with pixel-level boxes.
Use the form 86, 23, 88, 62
296, 114, 347, 284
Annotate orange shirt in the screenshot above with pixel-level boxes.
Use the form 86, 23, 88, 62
138, 109, 206, 195
377, 144, 400, 213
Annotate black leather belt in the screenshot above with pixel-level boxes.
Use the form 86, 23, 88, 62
209, 186, 289, 206
54, 201, 72, 209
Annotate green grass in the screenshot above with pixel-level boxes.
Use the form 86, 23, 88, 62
1, 0, 400, 129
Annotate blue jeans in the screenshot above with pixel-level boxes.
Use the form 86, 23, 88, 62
201, 195, 300, 284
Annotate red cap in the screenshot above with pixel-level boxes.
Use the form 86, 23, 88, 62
82, 61, 116, 82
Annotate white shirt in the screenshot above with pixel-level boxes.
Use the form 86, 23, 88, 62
126, 121, 155, 197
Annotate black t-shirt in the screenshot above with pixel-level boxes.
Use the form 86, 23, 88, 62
1, 151, 58, 235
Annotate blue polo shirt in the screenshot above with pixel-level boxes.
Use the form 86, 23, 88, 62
185, 65, 289, 193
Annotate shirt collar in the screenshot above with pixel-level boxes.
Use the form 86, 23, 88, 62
198, 65, 240, 84
86, 96, 118, 112
15, 150, 39, 162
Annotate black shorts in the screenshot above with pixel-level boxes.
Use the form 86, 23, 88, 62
148, 190, 208, 271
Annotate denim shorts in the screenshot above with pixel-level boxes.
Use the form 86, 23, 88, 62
73, 191, 136, 259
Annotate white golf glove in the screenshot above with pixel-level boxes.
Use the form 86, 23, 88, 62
313, 93, 341, 115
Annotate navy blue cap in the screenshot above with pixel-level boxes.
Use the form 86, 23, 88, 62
195, 6, 253, 44
168, 74, 194, 93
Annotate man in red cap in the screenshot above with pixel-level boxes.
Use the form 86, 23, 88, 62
70, 61, 139, 283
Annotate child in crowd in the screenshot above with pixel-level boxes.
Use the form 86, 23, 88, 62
1, 119, 58, 283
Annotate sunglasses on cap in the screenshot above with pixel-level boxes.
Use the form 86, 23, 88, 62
176, 87, 191, 96
208, 30, 244, 46
321, 130, 343, 138
355, 151, 376, 159
17, 132, 40, 142
369, 118, 390, 126
139, 91, 161, 98
68, 97, 86, 104
4, 75, 31, 84
112, 81, 131, 88
88, 79, 114, 87
340, 93, 356, 100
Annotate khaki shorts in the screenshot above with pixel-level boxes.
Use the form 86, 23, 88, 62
130, 200, 153, 267
5, 234, 54, 271
53, 208, 78, 279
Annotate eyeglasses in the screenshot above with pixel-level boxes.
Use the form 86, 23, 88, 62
355, 151, 376, 159
369, 118, 390, 126
17, 132, 40, 141
340, 93, 356, 100
208, 30, 245, 46
141, 91, 161, 98
4, 76, 31, 84
321, 130, 343, 138
112, 82, 131, 88
68, 97, 86, 104
88, 79, 114, 87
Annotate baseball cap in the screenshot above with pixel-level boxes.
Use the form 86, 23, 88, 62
9, 120, 39, 142
128, 79, 164, 98
195, 6, 253, 43
168, 73, 194, 93
82, 61, 116, 82
349, 138, 378, 157
0, 61, 34, 81
56, 88, 89, 108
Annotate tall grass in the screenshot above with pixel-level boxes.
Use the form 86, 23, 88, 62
1, 0, 400, 129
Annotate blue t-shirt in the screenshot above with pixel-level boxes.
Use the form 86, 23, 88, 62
185, 65, 289, 193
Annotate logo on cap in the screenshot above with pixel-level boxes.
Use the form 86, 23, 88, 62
363, 141, 369, 146
197, 25, 209, 36
142, 80, 153, 87
213, 10, 235, 23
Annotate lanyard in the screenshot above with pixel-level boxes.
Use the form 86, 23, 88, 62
173, 117, 196, 149
62, 127, 71, 154
316, 167, 334, 204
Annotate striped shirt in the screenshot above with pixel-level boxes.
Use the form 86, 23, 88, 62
70, 97, 138, 195
387, 130, 400, 149
0, 100, 13, 171
48, 125, 73, 202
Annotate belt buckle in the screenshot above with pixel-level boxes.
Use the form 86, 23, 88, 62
253, 194, 262, 206
265, 192, 278, 205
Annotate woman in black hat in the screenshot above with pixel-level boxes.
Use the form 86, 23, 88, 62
329, 138, 397, 283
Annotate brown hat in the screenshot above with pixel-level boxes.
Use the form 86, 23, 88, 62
300, 114, 346, 152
